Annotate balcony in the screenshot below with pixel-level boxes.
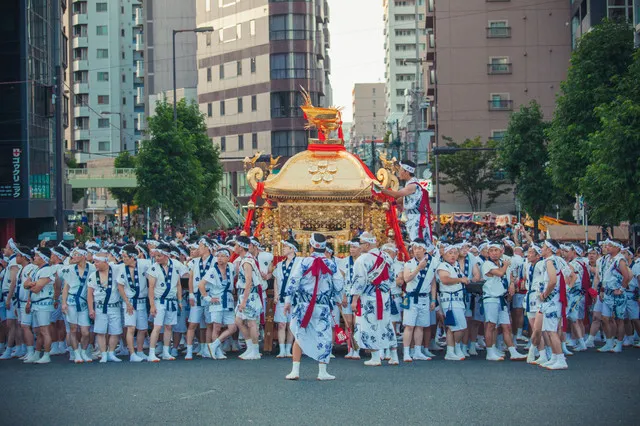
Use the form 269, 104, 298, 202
324, 1, 330, 23
74, 128, 91, 140
487, 63, 512, 74
136, 113, 144, 131
72, 36, 88, 48
73, 105, 90, 117
316, 3, 323, 23
72, 13, 88, 26
324, 56, 331, 74
488, 100, 513, 111
487, 26, 511, 38
73, 59, 89, 70
134, 34, 144, 51
136, 61, 144, 77
426, 16, 434, 30
324, 27, 330, 48
134, 8, 143, 26
73, 82, 89, 93
427, 51, 435, 61
136, 86, 144, 102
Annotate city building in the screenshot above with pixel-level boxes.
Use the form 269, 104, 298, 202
143, 0, 198, 120
67, 0, 144, 164
571, 0, 640, 48
0, 0, 69, 243
196, 0, 333, 201
383, 0, 427, 123
423, 0, 572, 213
350, 83, 386, 150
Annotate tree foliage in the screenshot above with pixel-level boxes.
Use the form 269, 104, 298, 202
136, 99, 221, 225
438, 136, 509, 211
547, 20, 635, 195
109, 151, 137, 207
581, 51, 640, 225
498, 101, 556, 237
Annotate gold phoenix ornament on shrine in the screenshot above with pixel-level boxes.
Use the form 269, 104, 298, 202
243, 88, 403, 257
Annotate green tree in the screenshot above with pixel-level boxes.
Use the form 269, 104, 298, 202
438, 136, 509, 211
109, 151, 138, 222
581, 51, 640, 226
498, 101, 555, 239
64, 154, 85, 203
136, 99, 221, 225
547, 20, 635, 195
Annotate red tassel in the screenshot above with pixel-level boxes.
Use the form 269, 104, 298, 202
559, 272, 568, 332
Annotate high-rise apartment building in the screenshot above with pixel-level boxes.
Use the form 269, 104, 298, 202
350, 82, 386, 150
0, 0, 69, 242
67, 0, 144, 164
423, 0, 571, 213
571, 0, 640, 48
196, 0, 332, 201
383, 0, 427, 123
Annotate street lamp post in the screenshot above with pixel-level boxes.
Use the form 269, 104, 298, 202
172, 27, 214, 124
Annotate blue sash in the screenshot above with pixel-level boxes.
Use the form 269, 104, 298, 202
411, 266, 429, 304
13, 270, 22, 308
125, 263, 140, 304
197, 256, 214, 306
97, 267, 114, 314
74, 264, 90, 311
278, 256, 296, 303
213, 263, 232, 310
159, 260, 175, 307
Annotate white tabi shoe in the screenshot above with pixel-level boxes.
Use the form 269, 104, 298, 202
35, 352, 51, 364
215, 346, 227, 359
611, 341, 623, 353
508, 347, 527, 361
350, 350, 361, 360
526, 346, 537, 364
107, 352, 122, 362
129, 353, 144, 362
454, 345, 466, 360
24, 351, 41, 364
622, 336, 634, 347
388, 349, 399, 365
412, 350, 431, 361
597, 339, 614, 353
99, 352, 108, 363
344, 349, 353, 359
364, 351, 382, 366
286, 362, 300, 380
69, 351, 76, 362
541, 355, 557, 369
573, 339, 588, 352
468, 343, 478, 357
73, 349, 84, 364
0, 348, 13, 360
562, 343, 574, 356
533, 353, 548, 366
485, 347, 503, 362
161, 350, 176, 361
317, 364, 335, 381
445, 347, 464, 361
245, 344, 261, 360
403, 353, 413, 363
383, 349, 391, 360
147, 352, 160, 363
546, 356, 568, 370
81, 350, 93, 363
238, 342, 253, 360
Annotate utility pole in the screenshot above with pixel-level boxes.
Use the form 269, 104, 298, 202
370, 137, 376, 171
54, 0, 64, 242
413, 0, 421, 167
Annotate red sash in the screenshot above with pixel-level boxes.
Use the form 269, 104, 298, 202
559, 272, 568, 332
579, 261, 592, 327
416, 183, 433, 241
300, 257, 331, 328
369, 252, 390, 320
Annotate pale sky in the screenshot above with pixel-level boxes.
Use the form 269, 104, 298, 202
327, 0, 385, 121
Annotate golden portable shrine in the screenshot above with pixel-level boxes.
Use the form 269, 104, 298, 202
240, 88, 409, 260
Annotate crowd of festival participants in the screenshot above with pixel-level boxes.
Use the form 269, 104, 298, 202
1, 163, 639, 381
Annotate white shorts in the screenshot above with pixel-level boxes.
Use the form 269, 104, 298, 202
173, 302, 188, 333
124, 304, 149, 331
402, 303, 431, 327
32, 309, 53, 328
210, 309, 235, 325
625, 296, 639, 320
511, 294, 525, 310
19, 305, 32, 326
274, 302, 291, 323
51, 304, 64, 322
343, 295, 353, 315
593, 297, 603, 313
94, 309, 123, 335
389, 293, 402, 322
153, 301, 178, 327
602, 293, 626, 319
443, 307, 467, 332
66, 304, 91, 327
484, 301, 511, 326
542, 310, 559, 332
188, 305, 207, 328
5, 303, 17, 320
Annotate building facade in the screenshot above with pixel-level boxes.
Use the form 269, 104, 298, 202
0, 0, 69, 243
67, 0, 144, 164
383, 0, 427, 123
423, 0, 572, 213
196, 0, 332, 200
350, 82, 386, 159
571, 0, 640, 48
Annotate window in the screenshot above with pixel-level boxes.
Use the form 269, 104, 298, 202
97, 72, 109, 81
220, 136, 226, 152
251, 57, 256, 73
121, 52, 125, 59
607, 0, 633, 21
373, 112, 376, 118
396, 89, 405, 96
271, 131, 307, 157
252, 133, 258, 149
123, 120, 127, 128
237, 98, 243, 113
487, 21, 510, 38
270, 53, 310, 79
488, 93, 512, 111
490, 130, 506, 142
121, 29, 125, 37
97, 49, 109, 59
98, 141, 110, 151
220, 100, 225, 116
96, 25, 108, 36
237, 172, 251, 196
219, 64, 225, 79
97, 95, 109, 105
238, 135, 244, 151
121, 6, 124, 14
98, 118, 109, 128
207, 67, 212, 82
251, 95, 257, 111
237, 60, 242, 76
207, 103, 213, 117
206, 33, 211, 46
250, 20, 256, 36
122, 74, 126, 82
488, 57, 511, 74
372, 88, 376, 95
96, 2, 107, 12
269, 14, 310, 40
122, 97, 126, 105
206, 0, 211, 12
271, 92, 304, 118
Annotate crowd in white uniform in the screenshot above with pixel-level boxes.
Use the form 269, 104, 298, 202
1, 226, 637, 380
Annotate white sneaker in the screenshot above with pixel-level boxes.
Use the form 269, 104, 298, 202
35, 352, 51, 364
129, 353, 144, 362
107, 352, 122, 362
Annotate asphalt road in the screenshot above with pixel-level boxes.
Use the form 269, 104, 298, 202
1, 346, 638, 426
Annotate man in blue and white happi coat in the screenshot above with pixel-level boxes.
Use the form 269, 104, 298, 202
350, 232, 400, 366
284, 233, 343, 381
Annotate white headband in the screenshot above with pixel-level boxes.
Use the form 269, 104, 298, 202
444, 245, 458, 254
531, 245, 542, 255
35, 251, 50, 263
8, 238, 18, 252
156, 249, 172, 257
572, 245, 584, 256
57, 243, 71, 256
217, 248, 231, 257
281, 240, 298, 251
346, 241, 360, 248
544, 240, 558, 253
325, 246, 334, 254
359, 234, 376, 244
382, 243, 398, 253
399, 162, 415, 174
503, 239, 515, 248
411, 241, 429, 251
15, 247, 32, 260
607, 240, 623, 250
72, 248, 88, 257
488, 243, 502, 250
310, 234, 326, 250
236, 240, 249, 250
560, 244, 571, 251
